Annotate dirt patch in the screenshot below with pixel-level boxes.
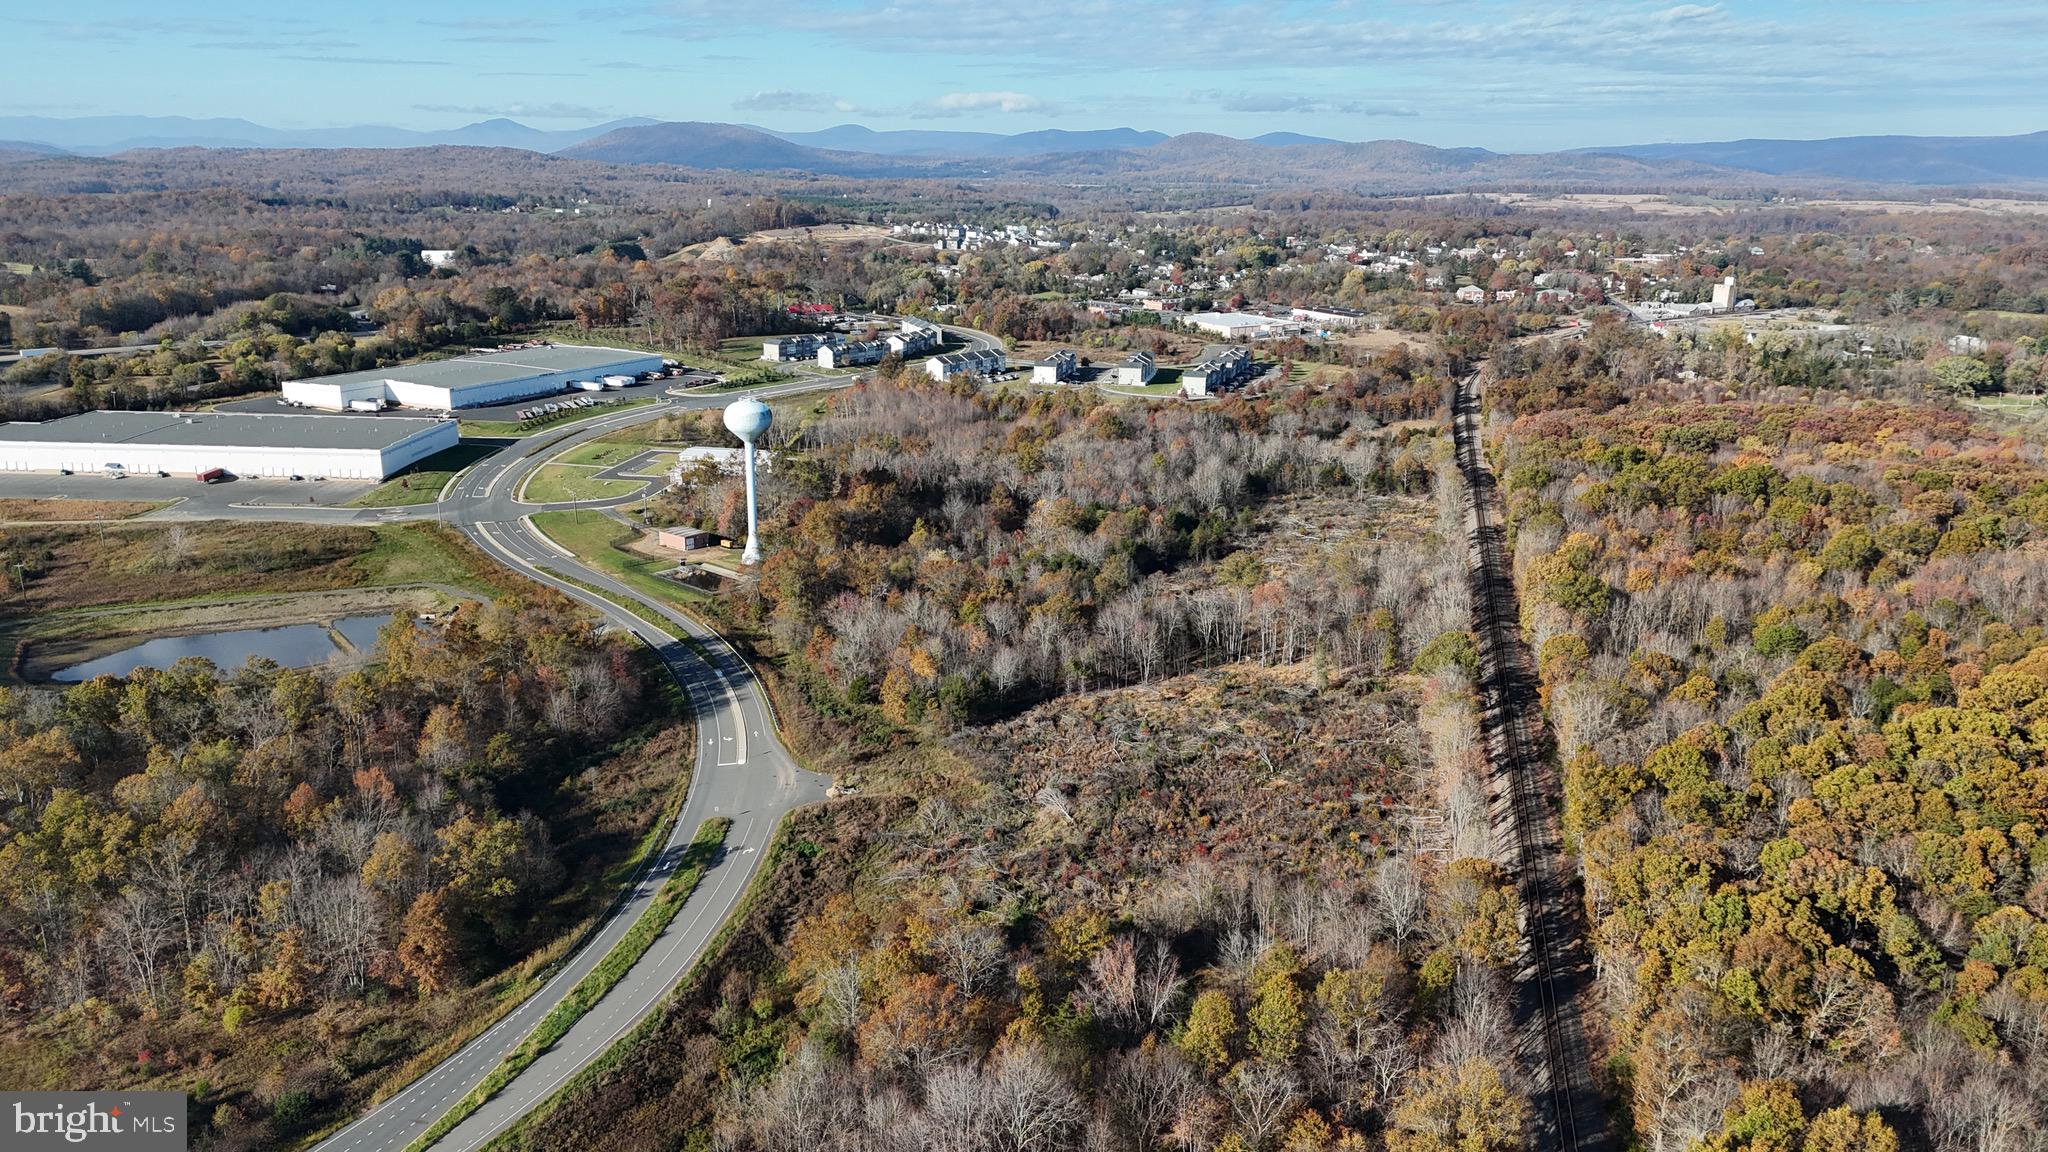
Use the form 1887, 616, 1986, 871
10, 585, 450, 681
1334, 328, 1436, 355
0, 497, 166, 521
746, 223, 888, 244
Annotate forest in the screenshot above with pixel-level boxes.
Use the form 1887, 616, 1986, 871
1489, 338, 2048, 1151
0, 587, 668, 1148
651, 360, 1469, 728
497, 381, 1552, 1152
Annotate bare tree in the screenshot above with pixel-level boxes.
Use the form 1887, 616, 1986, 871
928, 921, 1007, 997
983, 1044, 1086, 1152
97, 886, 174, 1010
1134, 938, 1185, 1029
1226, 1061, 1299, 1151
1370, 852, 1427, 948
1108, 1040, 1201, 1152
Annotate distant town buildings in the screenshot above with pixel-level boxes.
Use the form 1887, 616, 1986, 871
1182, 345, 1255, 398
419, 249, 457, 268
1115, 351, 1156, 388
893, 221, 1066, 252
763, 333, 836, 362
1186, 311, 1283, 339
819, 340, 887, 369
925, 348, 1005, 381
1455, 285, 1487, 304
886, 318, 942, 358
1289, 305, 1364, 329
1031, 349, 1078, 384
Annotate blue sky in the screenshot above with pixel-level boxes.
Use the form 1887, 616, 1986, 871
8, 0, 2047, 150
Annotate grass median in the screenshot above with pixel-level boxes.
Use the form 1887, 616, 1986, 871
403, 816, 732, 1152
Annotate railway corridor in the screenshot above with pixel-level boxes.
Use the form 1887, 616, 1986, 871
1451, 370, 1612, 1152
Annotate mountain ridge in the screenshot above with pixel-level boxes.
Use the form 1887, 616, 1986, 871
4, 114, 2047, 187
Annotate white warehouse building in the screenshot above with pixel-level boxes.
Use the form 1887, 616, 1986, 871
0, 411, 458, 480
282, 345, 661, 412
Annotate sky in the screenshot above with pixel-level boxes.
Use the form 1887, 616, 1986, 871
7, 0, 2048, 151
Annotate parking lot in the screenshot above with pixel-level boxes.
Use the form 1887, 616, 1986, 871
211, 372, 695, 423
0, 467, 372, 514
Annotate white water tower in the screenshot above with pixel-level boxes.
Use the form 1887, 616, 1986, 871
722, 398, 772, 565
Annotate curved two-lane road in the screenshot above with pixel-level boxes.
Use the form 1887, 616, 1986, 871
304, 381, 840, 1152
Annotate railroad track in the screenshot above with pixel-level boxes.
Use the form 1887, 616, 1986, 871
1452, 371, 1609, 1152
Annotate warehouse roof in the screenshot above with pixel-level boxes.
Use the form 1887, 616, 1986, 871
0, 411, 451, 450
286, 344, 653, 390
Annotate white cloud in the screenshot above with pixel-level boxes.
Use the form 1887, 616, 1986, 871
414, 102, 616, 120
927, 91, 1045, 114
733, 90, 843, 113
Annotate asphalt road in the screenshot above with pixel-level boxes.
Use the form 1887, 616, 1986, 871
0, 339, 223, 365
300, 377, 845, 1152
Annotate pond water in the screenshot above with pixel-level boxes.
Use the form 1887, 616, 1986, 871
52, 613, 397, 682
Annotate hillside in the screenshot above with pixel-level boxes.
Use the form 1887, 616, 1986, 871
0, 114, 653, 155
1004, 133, 1761, 191
557, 121, 929, 175
1585, 129, 2048, 184
764, 123, 1168, 157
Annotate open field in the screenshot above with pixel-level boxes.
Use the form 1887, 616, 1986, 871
1422, 190, 1758, 215
0, 520, 515, 617
1965, 393, 2048, 421
522, 463, 645, 504
664, 223, 888, 263
345, 441, 500, 506
1430, 190, 2048, 217
1801, 196, 2048, 216
1333, 327, 1437, 354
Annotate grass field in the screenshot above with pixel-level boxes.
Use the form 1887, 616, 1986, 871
531, 510, 708, 609
553, 440, 664, 469
522, 464, 644, 504
1966, 393, 2048, 419
459, 395, 657, 438
345, 442, 501, 507
1102, 367, 1185, 397
0, 497, 168, 521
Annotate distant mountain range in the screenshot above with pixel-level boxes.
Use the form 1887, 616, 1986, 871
0, 115, 657, 155
755, 124, 1170, 157
1579, 131, 2048, 185
5, 114, 2048, 188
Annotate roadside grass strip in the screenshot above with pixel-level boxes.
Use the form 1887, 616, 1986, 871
477, 816, 799, 1152
402, 817, 732, 1152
